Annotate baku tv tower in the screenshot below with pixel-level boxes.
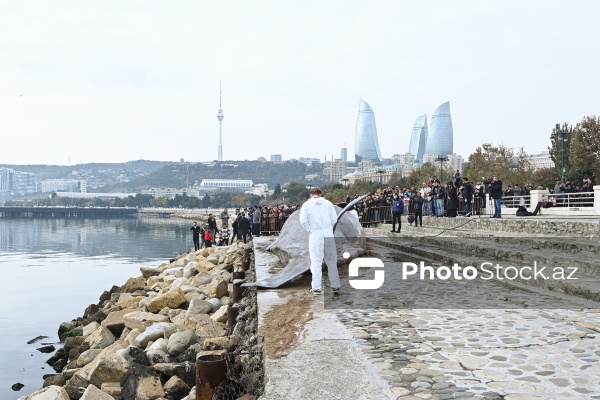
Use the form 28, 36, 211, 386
217, 82, 224, 162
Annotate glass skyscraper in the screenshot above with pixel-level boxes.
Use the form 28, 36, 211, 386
424, 101, 453, 157
354, 99, 382, 162
408, 114, 428, 163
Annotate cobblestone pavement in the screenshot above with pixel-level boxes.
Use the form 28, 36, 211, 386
331, 242, 600, 400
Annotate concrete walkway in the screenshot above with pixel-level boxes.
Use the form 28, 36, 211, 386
253, 236, 394, 400
251, 215, 600, 399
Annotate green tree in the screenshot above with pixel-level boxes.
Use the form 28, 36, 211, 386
324, 188, 346, 204
463, 143, 532, 187
348, 179, 376, 195
405, 163, 439, 188
273, 184, 282, 198
201, 194, 211, 208
530, 167, 556, 189
285, 181, 309, 204
571, 115, 600, 181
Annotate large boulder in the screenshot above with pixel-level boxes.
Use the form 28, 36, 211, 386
17, 385, 69, 400
80, 384, 114, 400
83, 326, 115, 350
171, 313, 225, 339
140, 266, 160, 279
135, 322, 181, 348
187, 298, 213, 315
121, 363, 165, 400
164, 375, 191, 400
76, 349, 103, 367
123, 312, 169, 332
121, 276, 147, 293
146, 288, 186, 312
167, 329, 198, 356
72, 342, 126, 388
206, 279, 228, 298
101, 308, 137, 337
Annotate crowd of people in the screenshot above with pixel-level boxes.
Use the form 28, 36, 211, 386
189, 172, 595, 248
347, 172, 499, 228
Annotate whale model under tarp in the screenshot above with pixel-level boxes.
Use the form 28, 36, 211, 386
243, 196, 367, 289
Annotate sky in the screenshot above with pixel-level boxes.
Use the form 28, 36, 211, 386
1, 1, 599, 166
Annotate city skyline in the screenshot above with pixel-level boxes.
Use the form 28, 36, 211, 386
1, 2, 599, 165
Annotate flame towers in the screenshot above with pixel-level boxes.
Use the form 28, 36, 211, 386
409, 114, 428, 163
424, 101, 453, 157
354, 99, 382, 162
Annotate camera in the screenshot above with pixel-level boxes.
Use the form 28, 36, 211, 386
482, 178, 493, 185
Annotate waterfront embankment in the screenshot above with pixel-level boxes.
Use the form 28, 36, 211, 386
18, 240, 262, 400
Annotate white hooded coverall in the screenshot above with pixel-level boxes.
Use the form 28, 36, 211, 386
299, 197, 341, 291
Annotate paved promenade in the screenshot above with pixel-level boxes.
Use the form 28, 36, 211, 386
252, 217, 600, 400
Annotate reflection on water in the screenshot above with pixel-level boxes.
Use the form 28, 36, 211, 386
0, 216, 194, 399
0, 217, 192, 261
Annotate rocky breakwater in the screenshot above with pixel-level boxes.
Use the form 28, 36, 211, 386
19, 242, 262, 400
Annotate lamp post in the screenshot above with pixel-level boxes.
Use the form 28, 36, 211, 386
341, 178, 349, 194
435, 155, 449, 183
555, 124, 568, 183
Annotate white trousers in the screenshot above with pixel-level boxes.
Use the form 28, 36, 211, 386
309, 229, 340, 290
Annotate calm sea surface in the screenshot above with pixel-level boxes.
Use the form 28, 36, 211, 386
0, 216, 195, 400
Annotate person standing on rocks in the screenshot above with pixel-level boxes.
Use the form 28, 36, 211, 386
191, 222, 202, 251
207, 214, 217, 244
252, 205, 262, 237
299, 187, 340, 295
203, 225, 213, 248
238, 214, 251, 244
220, 208, 230, 229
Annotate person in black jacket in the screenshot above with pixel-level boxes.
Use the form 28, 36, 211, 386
446, 182, 459, 217
207, 214, 217, 244
462, 178, 473, 216
191, 222, 202, 251
490, 176, 503, 218
413, 192, 424, 227
238, 215, 251, 244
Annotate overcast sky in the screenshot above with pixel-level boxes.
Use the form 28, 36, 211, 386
1, 1, 598, 166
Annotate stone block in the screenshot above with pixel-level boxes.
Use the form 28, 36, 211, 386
80, 384, 114, 400
123, 312, 169, 332
147, 288, 186, 313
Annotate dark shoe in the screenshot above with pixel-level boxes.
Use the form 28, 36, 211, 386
309, 288, 321, 295
332, 287, 340, 294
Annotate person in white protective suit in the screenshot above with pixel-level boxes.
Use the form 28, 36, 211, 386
299, 187, 341, 295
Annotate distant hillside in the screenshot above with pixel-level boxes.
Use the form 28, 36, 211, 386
0, 160, 171, 189
101, 161, 327, 192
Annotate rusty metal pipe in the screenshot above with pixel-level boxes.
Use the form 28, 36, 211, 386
241, 259, 249, 271
196, 354, 227, 400
227, 306, 239, 335
232, 282, 243, 303
232, 271, 245, 280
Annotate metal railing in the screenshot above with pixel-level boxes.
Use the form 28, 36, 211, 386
259, 215, 290, 234
542, 192, 594, 207
500, 195, 532, 208
358, 205, 393, 226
